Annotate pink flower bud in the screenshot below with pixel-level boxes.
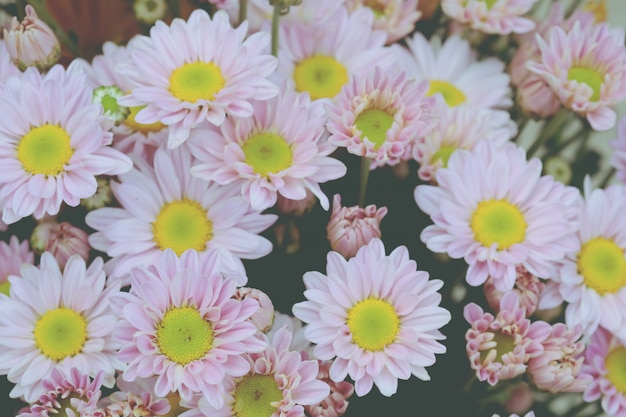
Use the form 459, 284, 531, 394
504, 383, 534, 416
326, 194, 387, 259
3, 5, 60, 71
31, 220, 90, 269
276, 189, 317, 216
484, 266, 545, 316
233, 287, 275, 333
304, 360, 354, 417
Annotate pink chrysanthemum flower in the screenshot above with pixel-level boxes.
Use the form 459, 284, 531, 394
0, 235, 33, 297
610, 115, 626, 182
276, 7, 395, 102
304, 359, 354, 417
581, 326, 626, 417
539, 178, 626, 340
113, 249, 266, 406
292, 238, 451, 397
85, 146, 276, 283
483, 266, 545, 316
0, 253, 123, 402
188, 90, 347, 211
345, 0, 421, 44
527, 323, 591, 393
31, 220, 90, 270
441, 0, 539, 35
189, 326, 329, 413
415, 141, 579, 291
413, 106, 516, 182
326, 67, 434, 168
464, 292, 551, 385
18, 368, 104, 417
0, 65, 133, 224
326, 193, 388, 259
100, 376, 171, 417
117, 9, 278, 148
399, 32, 512, 110
527, 21, 626, 131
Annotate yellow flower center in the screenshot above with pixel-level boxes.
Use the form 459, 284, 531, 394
606, 346, 626, 394
430, 145, 456, 167
364, 0, 387, 17
426, 80, 466, 107
242, 133, 293, 177
293, 56, 348, 100
34, 308, 87, 361
354, 109, 395, 149
124, 105, 166, 133
480, 331, 515, 363
0, 281, 10, 296
152, 199, 213, 256
156, 307, 213, 365
583, 0, 607, 23
568, 67, 604, 102
232, 374, 282, 417
169, 62, 225, 103
470, 200, 527, 250
347, 298, 400, 351
17, 125, 73, 176
578, 237, 626, 295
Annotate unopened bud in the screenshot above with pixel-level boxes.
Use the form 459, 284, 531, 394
93, 86, 130, 125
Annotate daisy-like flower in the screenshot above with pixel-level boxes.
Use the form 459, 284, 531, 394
0, 235, 33, 297
18, 368, 104, 417
483, 266, 545, 316
189, 326, 329, 414
539, 178, 626, 340
0, 64, 133, 224
0, 253, 123, 402
276, 7, 395, 102
188, 89, 347, 211
527, 21, 626, 131
85, 146, 276, 283
441, 0, 539, 34
293, 238, 451, 397
581, 326, 626, 417
415, 141, 579, 291
326, 67, 435, 168
610, 115, 626, 183
345, 0, 422, 44
113, 249, 266, 406
413, 105, 516, 182
526, 323, 591, 393
464, 292, 551, 385
399, 32, 512, 110
117, 9, 279, 148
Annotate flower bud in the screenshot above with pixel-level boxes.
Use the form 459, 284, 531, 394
276, 190, 316, 216
3, 5, 60, 71
31, 220, 90, 269
233, 287, 275, 333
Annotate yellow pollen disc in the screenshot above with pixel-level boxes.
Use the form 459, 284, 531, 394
470, 200, 527, 250
480, 331, 515, 363
578, 237, 626, 295
347, 298, 400, 352
430, 145, 456, 167
0, 281, 10, 296
169, 62, 225, 103
477, 0, 498, 9
364, 0, 387, 17
427, 80, 467, 107
354, 109, 395, 149
293, 56, 348, 100
156, 307, 213, 365
606, 346, 626, 394
152, 199, 213, 256
233, 374, 282, 417
568, 67, 604, 102
242, 133, 293, 177
584, 0, 607, 23
124, 105, 166, 133
34, 308, 87, 361
17, 125, 73, 176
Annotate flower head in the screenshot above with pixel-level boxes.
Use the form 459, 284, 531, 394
117, 9, 279, 148
293, 238, 451, 397
233, 287, 275, 333
101, 376, 171, 417
415, 141, 579, 291
345, 0, 422, 44
0, 253, 123, 402
483, 266, 545, 316
464, 292, 551, 385
441, 0, 539, 35
188, 89, 347, 211
304, 359, 355, 417
0, 65, 133, 224
31, 220, 90, 269
3, 4, 60, 70
326, 67, 435, 168
0, 235, 33, 297
326, 194, 388, 259
113, 249, 266, 405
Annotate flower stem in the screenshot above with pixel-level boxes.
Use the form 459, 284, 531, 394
527, 109, 570, 158
271, 1, 280, 57
599, 167, 616, 189
358, 157, 371, 207
239, 0, 248, 26
27, 0, 82, 58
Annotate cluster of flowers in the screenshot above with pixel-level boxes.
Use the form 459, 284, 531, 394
0, 0, 625, 416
